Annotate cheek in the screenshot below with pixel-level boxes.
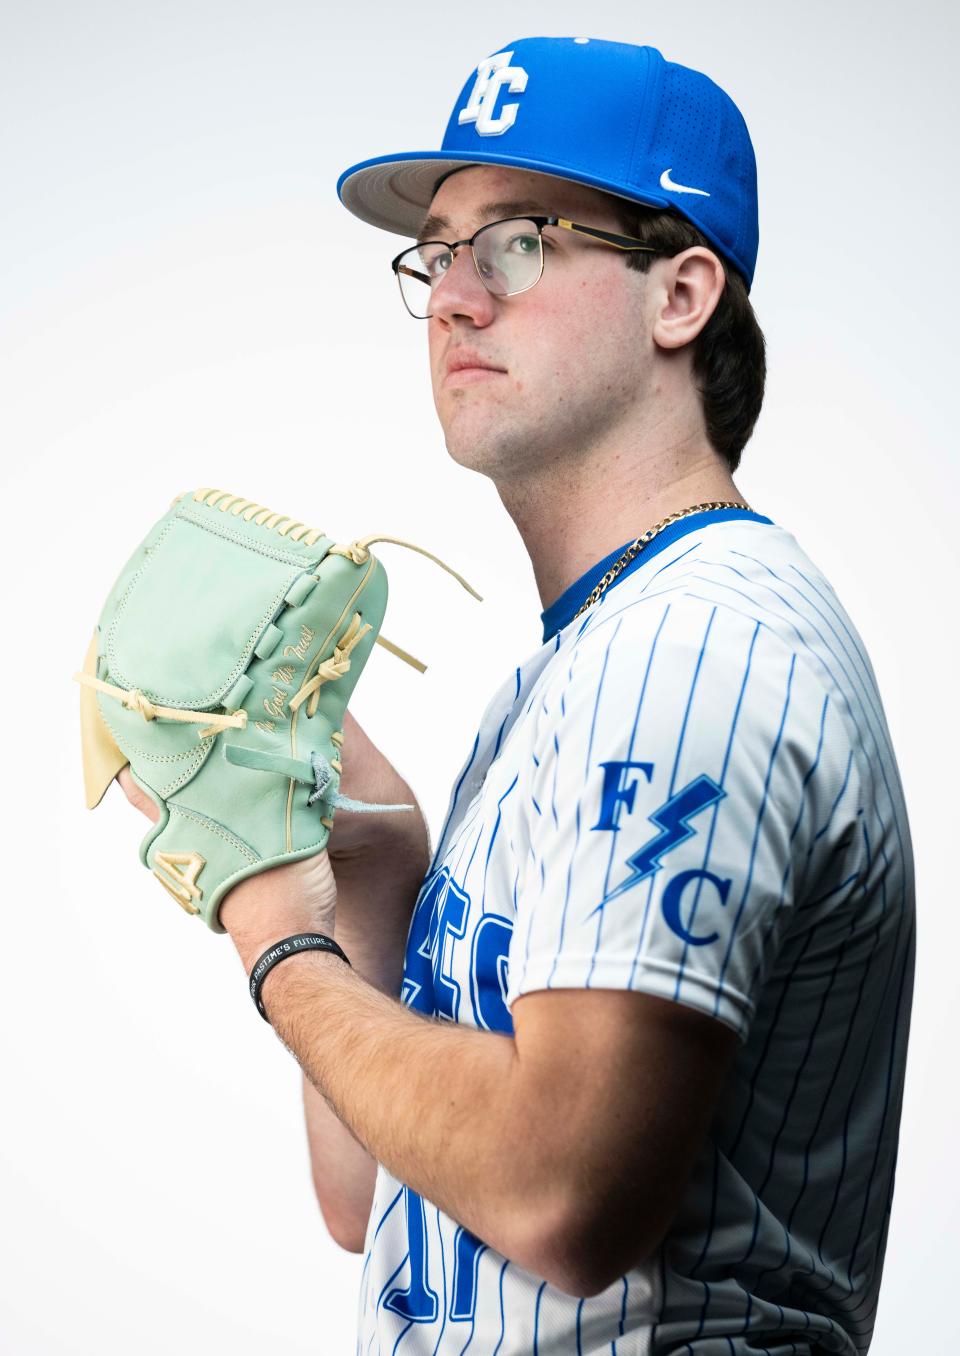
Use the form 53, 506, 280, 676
530, 276, 641, 391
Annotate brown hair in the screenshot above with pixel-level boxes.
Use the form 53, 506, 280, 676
608, 198, 766, 473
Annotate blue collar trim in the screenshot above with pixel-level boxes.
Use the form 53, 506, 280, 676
540, 508, 773, 643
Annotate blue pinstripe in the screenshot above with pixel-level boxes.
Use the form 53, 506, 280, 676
549, 732, 561, 829
717, 555, 887, 737
360, 1188, 405, 1315
667, 608, 718, 795
782, 875, 903, 1314
544, 800, 583, 990
684, 568, 909, 886
756, 860, 874, 1201
577, 610, 641, 990
459, 817, 486, 886
391, 1320, 414, 1353
377, 1254, 410, 1319
584, 616, 624, 778
730, 919, 815, 1157
532, 1280, 547, 1352
627, 873, 660, 990
642, 538, 703, 586
817, 903, 912, 1281
490, 667, 523, 765
597, 604, 672, 905
481, 774, 519, 909
432, 731, 480, 870
683, 572, 910, 896
454, 1323, 475, 1356
714, 653, 797, 1008
812, 750, 855, 846
490, 1261, 510, 1354
743, 555, 885, 731
749, 859, 888, 1303
789, 691, 830, 839
521, 644, 589, 990
671, 620, 761, 1003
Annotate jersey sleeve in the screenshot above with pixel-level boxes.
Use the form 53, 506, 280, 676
505, 597, 854, 1042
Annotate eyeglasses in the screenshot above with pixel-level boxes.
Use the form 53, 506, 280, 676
390, 215, 666, 319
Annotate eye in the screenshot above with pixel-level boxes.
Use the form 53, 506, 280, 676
503, 232, 540, 255
420, 247, 453, 279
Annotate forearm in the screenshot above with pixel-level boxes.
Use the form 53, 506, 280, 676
302, 1076, 377, 1250
261, 952, 562, 1278
300, 831, 427, 1249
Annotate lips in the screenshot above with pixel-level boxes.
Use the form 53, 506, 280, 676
443, 349, 507, 381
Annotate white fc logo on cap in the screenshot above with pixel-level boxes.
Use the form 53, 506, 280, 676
458, 51, 529, 136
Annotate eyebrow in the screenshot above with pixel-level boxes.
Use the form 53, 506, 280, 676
417, 200, 551, 243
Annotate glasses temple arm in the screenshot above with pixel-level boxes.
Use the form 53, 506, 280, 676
556, 218, 661, 253
397, 262, 431, 284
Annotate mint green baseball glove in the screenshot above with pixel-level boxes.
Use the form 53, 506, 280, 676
75, 488, 478, 932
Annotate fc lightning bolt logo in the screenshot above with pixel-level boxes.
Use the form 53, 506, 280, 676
589, 774, 725, 915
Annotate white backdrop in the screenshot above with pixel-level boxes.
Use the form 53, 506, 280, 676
2, 2, 955, 1352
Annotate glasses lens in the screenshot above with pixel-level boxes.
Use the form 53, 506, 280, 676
395, 242, 451, 318
472, 218, 542, 297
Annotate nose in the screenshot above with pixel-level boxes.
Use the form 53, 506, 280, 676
428, 244, 497, 328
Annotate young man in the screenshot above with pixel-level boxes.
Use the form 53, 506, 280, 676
123, 37, 915, 1354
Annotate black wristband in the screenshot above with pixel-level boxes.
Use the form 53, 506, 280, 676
249, 933, 351, 1022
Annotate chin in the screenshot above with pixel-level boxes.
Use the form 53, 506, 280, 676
443, 433, 498, 478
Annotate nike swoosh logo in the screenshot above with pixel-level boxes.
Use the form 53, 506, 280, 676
660, 168, 710, 197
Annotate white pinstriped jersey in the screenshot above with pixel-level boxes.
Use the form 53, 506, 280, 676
355, 511, 915, 1356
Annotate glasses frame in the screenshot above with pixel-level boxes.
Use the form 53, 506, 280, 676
390, 214, 666, 319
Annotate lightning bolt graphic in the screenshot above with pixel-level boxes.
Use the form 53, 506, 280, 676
589, 773, 725, 915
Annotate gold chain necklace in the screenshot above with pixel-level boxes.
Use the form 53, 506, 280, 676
572, 501, 752, 621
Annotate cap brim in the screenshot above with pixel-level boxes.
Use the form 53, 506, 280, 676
337, 149, 670, 238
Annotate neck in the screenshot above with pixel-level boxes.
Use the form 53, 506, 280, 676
494, 430, 747, 611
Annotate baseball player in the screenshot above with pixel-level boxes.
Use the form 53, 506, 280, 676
122, 37, 915, 1354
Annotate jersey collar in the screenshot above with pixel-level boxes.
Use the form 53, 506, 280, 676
540, 508, 772, 644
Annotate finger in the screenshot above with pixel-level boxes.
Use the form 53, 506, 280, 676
117, 766, 161, 824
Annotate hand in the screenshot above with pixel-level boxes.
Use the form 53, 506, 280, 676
326, 711, 430, 871
116, 716, 428, 875
116, 766, 337, 970
117, 766, 160, 824
217, 851, 338, 975
116, 713, 428, 968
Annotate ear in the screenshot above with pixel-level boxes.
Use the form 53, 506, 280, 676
650, 247, 725, 351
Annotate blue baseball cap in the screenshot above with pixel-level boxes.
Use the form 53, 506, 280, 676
337, 36, 759, 289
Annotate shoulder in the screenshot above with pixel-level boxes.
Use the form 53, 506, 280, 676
575, 519, 834, 641
529, 532, 849, 801
545, 521, 844, 712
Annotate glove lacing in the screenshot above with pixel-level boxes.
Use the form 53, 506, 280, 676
74, 531, 479, 819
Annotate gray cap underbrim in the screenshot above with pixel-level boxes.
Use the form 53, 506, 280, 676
337, 151, 669, 239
